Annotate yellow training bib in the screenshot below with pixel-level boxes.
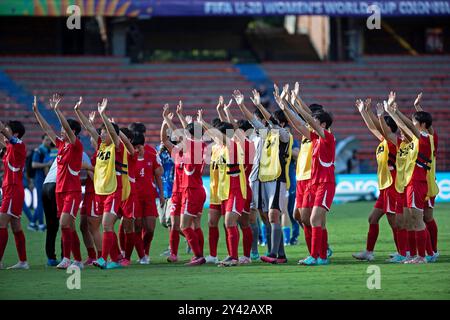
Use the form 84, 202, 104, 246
395, 139, 410, 194
218, 143, 247, 201
94, 142, 117, 195
209, 144, 222, 205
376, 140, 393, 190
426, 134, 439, 199
296, 137, 313, 181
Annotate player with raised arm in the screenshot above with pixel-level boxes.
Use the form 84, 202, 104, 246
33, 94, 84, 269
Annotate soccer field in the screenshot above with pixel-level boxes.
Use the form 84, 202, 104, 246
0, 202, 449, 300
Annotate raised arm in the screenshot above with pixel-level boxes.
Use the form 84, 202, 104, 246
232, 90, 254, 122
288, 82, 313, 116
119, 131, 135, 156
176, 100, 188, 129
32, 96, 57, 145
364, 98, 383, 133
216, 96, 228, 122
163, 104, 178, 132
223, 98, 238, 129
98, 98, 120, 147
276, 91, 311, 140
384, 101, 416, 140
388, 91, 420, 138
413, 92, 434, 135
51, 94, 77, 144
291, 90, 325, 138
250, 89, 271, 124
160, 121, 175, 153
376, 103, 397, 144
355, 99, 383, 141
197, 109, 223, 145
74, 97, 100, 142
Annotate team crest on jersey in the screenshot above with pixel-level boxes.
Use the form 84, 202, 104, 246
376, 145, 384, 155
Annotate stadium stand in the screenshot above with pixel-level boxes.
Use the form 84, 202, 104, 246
0, 55, 448, 171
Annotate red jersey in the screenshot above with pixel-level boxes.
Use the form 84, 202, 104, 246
181, 139, 206, 189
127, 152, 138, 192
433, 131, 438, 158
85, 152, 96, 194
55, 137, 83, 193
172, 146, 184, 193
412, 132, 432, 182
135, 146, 161, 198
1, 137, 26, 187
310, 130, 336, 184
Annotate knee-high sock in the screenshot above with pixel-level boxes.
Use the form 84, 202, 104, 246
241, 226, 253, 258
415, 230, 427, 258
425, 229, 434, 256
269, 223, 282, 257
110, 232, 120, 262
118, 223, 125, 253
304, 225, 312, 254
143, 230, 154, 256
71, 230, 82, 261
61, 227, 72, 259
182, 228, 201, 257
277, 232, 286, 257
311, 226, 323, 259
195, 228, 204, 257
426, 220, 438, 252
13, 230, 27, 262
208, 226, 219, 257
408, 230, 417, 256
397, 229, 408, 257
250, 222, 259, 254
366, 224, 379, 252
87, 247, 96, 259
134, 231, 145, 259
0, 228, 8, 261
169, 229, 180, 256
265, 223, 272, 253
319, 229, 328, 259
124, 232, 135, 260
392, 227, 399, 252
226, 226, 239, 260
101, 231, 113, 261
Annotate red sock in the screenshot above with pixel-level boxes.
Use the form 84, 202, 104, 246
195, 228, 204, 257
320, 229, 328, 259
426, 219, 438, 252
110, 232, 120, 262
87, 247, 96, 259
71, 230, 82, 261
118, 223, 125, 253
13, 230, 27, 262
241, 226, 253, 258
397, 229, 408, 257
143, 231, 154, 256
61, 227, 72, 259
311, 226, 322, 259
134, 231, 145, 259
182, 228, 201, 257
408, 230, 417, 256
392, 228, 399, 252
101, 231, 113, 261
0, 228, 8, 261
425, 229, 434, 256
97, 250, 102, 259
415, 230, 427, 258
208, 226, 219, 257
124, 232, 135, 260
366, 224, 379, 252
169, 229, 180, 256
227, 226, 239, 260
304, 225, 312, 254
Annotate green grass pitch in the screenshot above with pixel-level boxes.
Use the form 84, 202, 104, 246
0, 202, 449, 300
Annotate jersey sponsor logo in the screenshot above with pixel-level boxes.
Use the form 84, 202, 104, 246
7, 161, 21, 172
97, 150, 111, 161
184, 167, 196, 176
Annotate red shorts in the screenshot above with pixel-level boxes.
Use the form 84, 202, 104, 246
95, 190, 122, 216
243, 186, 252, 213
425, 196, 436, 209
395, 192, 407, 214
0, 185, 24, 218
222, 188, 246, 215
135, 195, 157, 218
312, 182, 335, 211
374, 184, 399, 214
56, 191, 82, 218
80, 192, 99, 217
181, 187, 206, 217
120, 193, 136, 219
406, 180, 428, 211
170, 191, 183, 217
295, 179, 313, 209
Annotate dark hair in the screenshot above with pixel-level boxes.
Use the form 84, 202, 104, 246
186, 122, 203, 137
96, 128, 102, 135
217, 122, 235, 138
7, 120, 25, 139
237, 119, 252, 132
384, 115, 398, 133
66, 119, 81, 136
100, 122, 120, 135
212, 118, 221, 128
128, 122, 146, 134
120, 127, 134, 141
413, 111, 432, 129
312, 110, 333, 129
131, 132, 145, 146
309, 104, 324, 113
274, 110, 287, 126
41, 134, 48, 140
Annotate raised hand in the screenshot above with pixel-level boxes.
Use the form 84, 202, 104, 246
32, 96, 38, 112
110, 117, 116, 124
224, 98, 233, 111
50, 93, 62, 110
217, 96, 224, 110
176, 100, 183, 115
250, 89, 260, 106
273, 83, 280, 97
280, 83, 289, 100
388, 91, 396, 107
98, 98, 108, 114
0, 120, 5, 132
290, 90, 297, 106
275, 95, 285, 110
293, 82, 300, 97
414, 92, 422, 108
185, 115, 193, 124
162, 103, 170, 118
88, 111, 96, 125
364, 98, 371, 112
167, 112, 174, 121
232, 90, 244, 106
197, 109, 204, 123
355, 99, 364, 113
74, 96, 83, 110
376, 102, 384, 117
